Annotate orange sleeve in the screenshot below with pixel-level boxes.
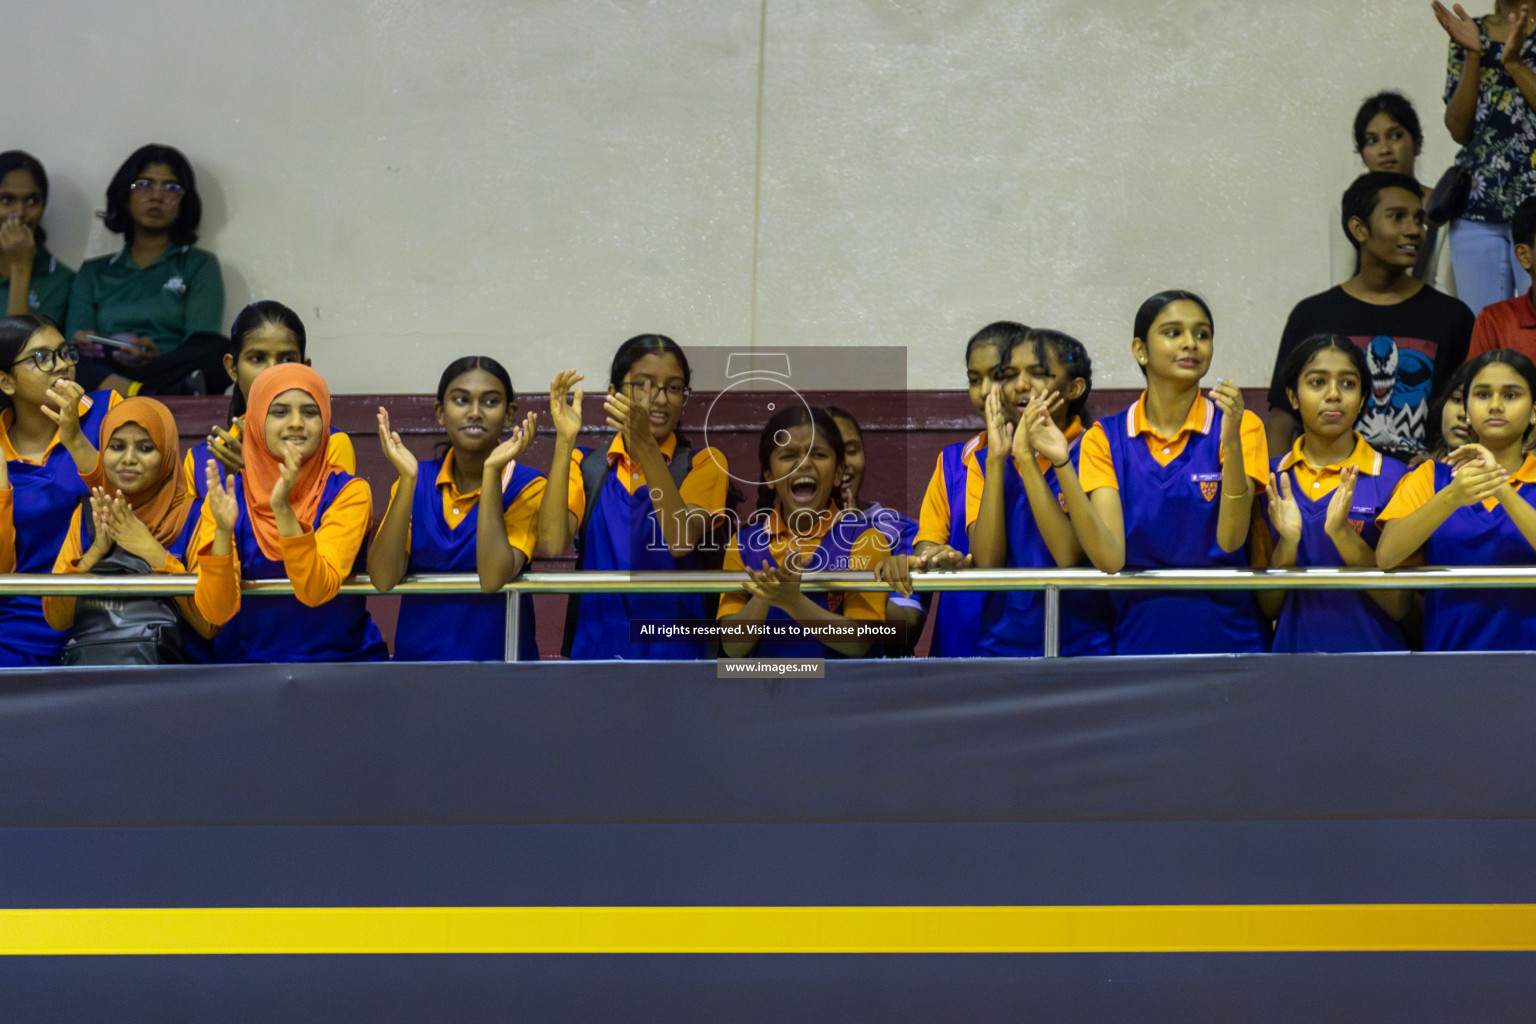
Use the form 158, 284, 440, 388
326, 431, 357, 474
962, 452, 987, 529
503, 472, 545, 559
42, 506, 87, 631
180, 447, 197, 495
78, 456, 106, 491
0, 487, 14, 574
566, 448, 587, 521
1377, 460, 1439, 523
1229, 410, 1270, 491
156, 550, 219, 640
717, 534, 748, 618
914, 453, 952, 546
679, 448, 729, 514
74, 392, 120, 489
279, 475, 372, 607
183, 503, 242, 627
838, 528, 891, 622
1077, 423, 1118, 493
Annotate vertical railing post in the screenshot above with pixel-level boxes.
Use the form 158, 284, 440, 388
505, 588, 521, 662
1043, 584, 1060, 659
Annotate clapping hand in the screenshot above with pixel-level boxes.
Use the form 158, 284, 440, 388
1444, 444, 1508, 506
205, 459, 240, 536
1433, 1, 1484, 51
1323, 464, 1361, 538
377, 407, 418, 481
1024, 391, 1070, 469
1267, 472, 1303, 543
549, 370, 585, 446
1210, 379, 1246, 449
486, 411, 539, 476
743, 558, 803, 609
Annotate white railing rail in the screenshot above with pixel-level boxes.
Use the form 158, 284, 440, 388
6, 566, 1530, 660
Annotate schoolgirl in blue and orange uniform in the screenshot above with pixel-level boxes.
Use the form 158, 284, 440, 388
538, 335, 730, 660
903, 321, 1021, 657
1262, 334, 1410, 652
0, 314, 118, 665
1378, 350, 1536, 650
718, 406, 889, 658
371, 356, 545, 661
826, 406, 927, 656
1061, 291, 1270, 655
191, 363, 385, 661
969, 328, 1114, 657
168, 302, 355, 662
42, 397, 235, 664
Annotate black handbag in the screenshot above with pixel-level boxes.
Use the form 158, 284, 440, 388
60, 505, 185, 666
1426, 164, 1471, 224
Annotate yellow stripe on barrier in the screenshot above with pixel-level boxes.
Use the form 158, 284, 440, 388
1, 905, 1534, 955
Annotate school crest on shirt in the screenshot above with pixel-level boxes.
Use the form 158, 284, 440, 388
1192, 472, 1222, 502
163, 276, 186, 297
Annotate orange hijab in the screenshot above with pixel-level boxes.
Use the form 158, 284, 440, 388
243, 364, 332, 560
99, 397, 189, 547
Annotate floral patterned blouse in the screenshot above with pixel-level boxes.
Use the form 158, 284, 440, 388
1445, 20, 1536, 223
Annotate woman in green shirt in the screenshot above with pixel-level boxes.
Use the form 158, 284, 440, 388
0, 151, 74, 324
65, 144, 226, 397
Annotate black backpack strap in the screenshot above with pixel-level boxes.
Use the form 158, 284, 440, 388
669, 442, 692, 490
561, 448, 613, 658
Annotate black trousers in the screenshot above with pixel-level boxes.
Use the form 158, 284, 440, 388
75, 331, 230, 394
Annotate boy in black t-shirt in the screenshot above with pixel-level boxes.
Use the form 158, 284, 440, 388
1266, 172, 1473, 463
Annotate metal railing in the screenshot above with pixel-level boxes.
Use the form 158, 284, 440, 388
6, 566, 1534, 660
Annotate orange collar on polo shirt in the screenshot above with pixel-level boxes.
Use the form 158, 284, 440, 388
436, 448, 489, 526
1499, 452, 1536, 500
765, 503, 844, 543
0, 396, 98, 466
753, 502, 848, 568
1276, 433, 1382, 500
1126, 392, 1214, 466
606, 431, 679, 494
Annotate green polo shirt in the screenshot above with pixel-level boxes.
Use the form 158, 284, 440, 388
0, 246, 75, 325
64, 244, 224, 352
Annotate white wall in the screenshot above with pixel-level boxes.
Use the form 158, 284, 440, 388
10, 0, 1455, 394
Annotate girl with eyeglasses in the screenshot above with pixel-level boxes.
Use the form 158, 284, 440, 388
0, 151, 73, 325
537, 334, 731, 659
371, 356, 545, 661
64, 144, 226, 398
0, 314, 120, 665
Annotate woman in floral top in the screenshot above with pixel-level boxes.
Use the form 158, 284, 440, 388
1436, 1, 1536, 315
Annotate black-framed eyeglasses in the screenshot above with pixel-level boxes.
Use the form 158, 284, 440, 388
129, 179, 185, 197
13, 343, 81, 372
619, 380, 690, 404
